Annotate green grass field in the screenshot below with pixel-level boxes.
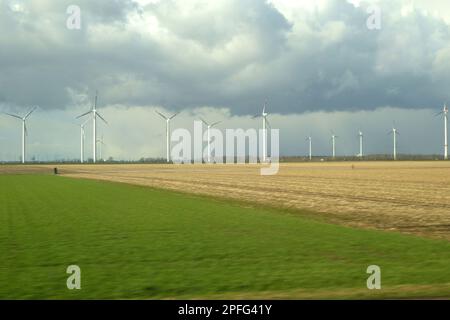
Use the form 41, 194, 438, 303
0, 174, 449, 299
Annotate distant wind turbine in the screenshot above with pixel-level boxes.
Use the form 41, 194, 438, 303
4, 106, 37, 164
306, 136, 312, 160
76, 92, 108, 164
436, 104, 448, 160
331, 132, 338, 159
253, 100, 270, 163
156, 111, 179, 163
358, 130, 364, 157
79, 119, 89, 163
97, 134, 105, 161
388, 124, 399, 160
200, 118, 222, 163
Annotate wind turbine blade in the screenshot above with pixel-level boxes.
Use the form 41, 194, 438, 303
82, 119, 90, 126
94, 91, 98, 109
169, 112, 180, 120
76, 110, 92, 119
3, 112, 22, 120
211, 120, 222, 127
155, 111, 168, 120
96, 112, 108, 124
435, 111, 444, 117
24, 123, 28, 136
263, 99, 268, 114
199, 117, 209, 126
24, 106, 37, 119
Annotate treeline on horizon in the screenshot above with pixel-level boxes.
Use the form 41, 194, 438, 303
0, 154, 448, 165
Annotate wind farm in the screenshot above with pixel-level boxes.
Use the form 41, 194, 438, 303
2, 101, 450, 300
1, 0, 450, 303
2, 98, 450, 164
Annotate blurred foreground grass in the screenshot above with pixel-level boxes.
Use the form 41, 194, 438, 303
0, 175, 449, 299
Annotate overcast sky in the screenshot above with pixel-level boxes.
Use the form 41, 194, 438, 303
1, 0, 450, 161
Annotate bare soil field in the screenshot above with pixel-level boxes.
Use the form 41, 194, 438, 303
2, 161, 450, 240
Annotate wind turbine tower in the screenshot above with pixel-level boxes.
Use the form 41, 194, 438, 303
262, 102, 268, 163
156, 111, 179, 163
437, 104, 448, 160
358, 130, 364, 157
306, 136, 312, 161
4, 106, 37, 164
200, 118, 222, 163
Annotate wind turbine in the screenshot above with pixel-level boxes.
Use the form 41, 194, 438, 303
331, 132, 338, 159
76, 92, 107, 164
358, 130, 364, 158
97, 135, 105, 161
388, 124, 399, 160
79, 119, 89, 163
156, 111, 179, 163
254, 100, 270, 163
200, 118, 222, 163
4, 106, 37, 164
306, 136, 312, 160
436, 104, 448, 160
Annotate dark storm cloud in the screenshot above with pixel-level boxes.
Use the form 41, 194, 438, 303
0, 0, 449, 115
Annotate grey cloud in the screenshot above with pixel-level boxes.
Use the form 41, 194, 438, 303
148, 0, 290, 49
0, 0, 449, 116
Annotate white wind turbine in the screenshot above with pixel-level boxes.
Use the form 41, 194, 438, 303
200, 117, 222, 163
97, 134, 105, 161
4, 106, 37, 164
79, 119, 89, 163
306, 136, 312, 160
358, 130, 364, 157
156, 111, 179, 163
331, 132, 338, 159
76, 92, 107, 164
388, 124, 399, 160
254, 101, 270, 163
436, 104, 448, 160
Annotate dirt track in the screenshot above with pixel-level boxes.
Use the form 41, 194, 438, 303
2, 162, 450, 239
